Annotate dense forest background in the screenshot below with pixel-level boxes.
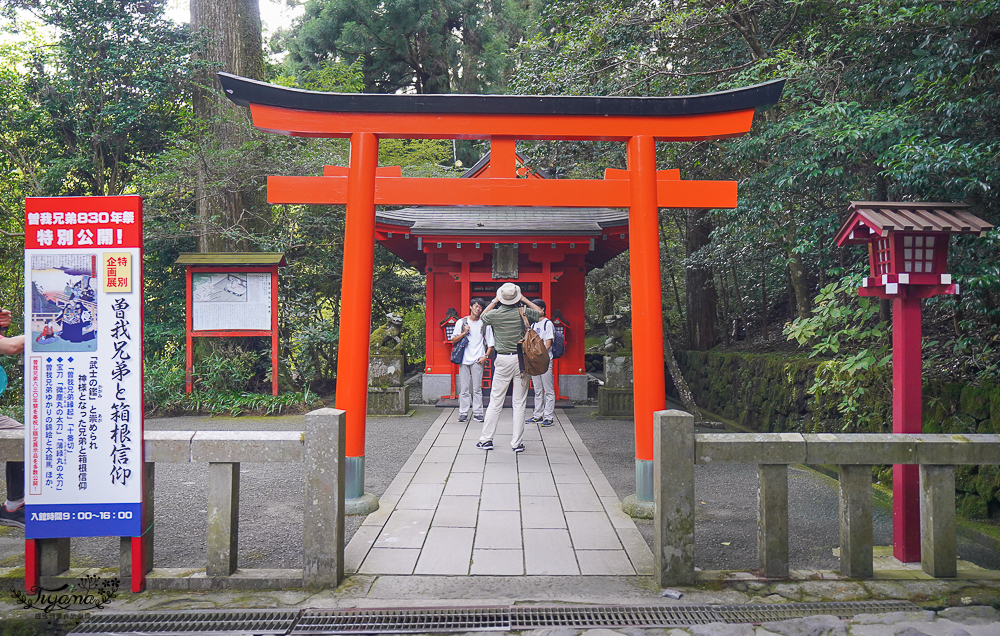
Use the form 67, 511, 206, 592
1, 0, 998, 428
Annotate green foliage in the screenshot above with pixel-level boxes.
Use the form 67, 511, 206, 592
143, 343, 319, 416
784, 277, 891, 431
401, 305, 426, 370
282, 0, 536, 94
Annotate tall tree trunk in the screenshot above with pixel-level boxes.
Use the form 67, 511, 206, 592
191, 0, 266, 252
664, 323, 701, 423
685, 208, 718, 350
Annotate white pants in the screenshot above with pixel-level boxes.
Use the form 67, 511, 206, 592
480, 353, 528, 449
457, 362, 484, 417
531, 367, 555, 420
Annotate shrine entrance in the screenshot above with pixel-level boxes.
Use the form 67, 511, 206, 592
220, 73, 784, 506
373, 151, 631, 404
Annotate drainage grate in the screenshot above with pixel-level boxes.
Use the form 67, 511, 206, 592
69, 609, 301, 635
69, 601, 921, 635
293, 607, 510, 634
713, 601, 919, 624
510, 605, 721, 628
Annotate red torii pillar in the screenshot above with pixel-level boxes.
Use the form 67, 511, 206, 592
220, 73, 784, 507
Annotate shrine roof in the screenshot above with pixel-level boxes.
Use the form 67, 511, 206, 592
219, 73, 785, 118
835, 202, 993, 246
376, 207, 628, 236
175, 252, 287, 266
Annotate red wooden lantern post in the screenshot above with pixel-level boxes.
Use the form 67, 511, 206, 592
440, 308, 460, 400
835, 201, 993, 562
220, 72, 784, 508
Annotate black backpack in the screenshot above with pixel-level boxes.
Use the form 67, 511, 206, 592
551, 325, 565, 359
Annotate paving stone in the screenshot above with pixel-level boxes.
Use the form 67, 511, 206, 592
517, 454, 552, 473
851, 611, 936, 624
937, 606, 1000, 625
443, 472, 484, 496
470, 549, 524, 575
480, 482, 520, 511
524, 528, 579, 575
411, 461, 452, 483
484, 460, 519, 483
758, 615, 847, 636
423, 446, 460, 463
557, 482, 604, 512
343, 525, 381, 573
565, 511, 622, 550
521, 495, 567, 529
413, 527, 474, 575
795, 580, 868, 601
433, 495, 480, 527
357, 548, 419, 574
451, 453, 487, 473
474, 510, 522, 549
576, 550, 635, 575
395, 482, 445, 510
690, 624, 754, 636
433, 433, 465, 447
374, 509, 434, 549
521, 473, 558, 497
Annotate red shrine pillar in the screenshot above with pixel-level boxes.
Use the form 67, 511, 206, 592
627, 135, 667, 502
335, 132, 378, 502
893, 295, 923, 562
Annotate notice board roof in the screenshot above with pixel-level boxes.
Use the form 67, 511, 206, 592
175, 252, 287, 267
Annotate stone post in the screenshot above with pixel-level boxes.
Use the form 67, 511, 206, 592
757, 464, 788, 578
207, 462, 240, 576
303, 408, 347, 587
838, 464, 873, 579
654, 409, 695, 586
38, 539, 70, 576
920, 465, 957, 578
120, 462, 155, 578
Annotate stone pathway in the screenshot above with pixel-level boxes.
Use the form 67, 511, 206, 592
345, 408, 654, 576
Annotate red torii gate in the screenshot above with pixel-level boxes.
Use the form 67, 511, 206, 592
220, 73, 784, 506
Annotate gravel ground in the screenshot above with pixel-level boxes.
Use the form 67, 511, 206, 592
567, 409, 1000, 572
0, 407, 440, 569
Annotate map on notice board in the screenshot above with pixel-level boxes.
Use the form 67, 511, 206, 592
192, 272, 272, 331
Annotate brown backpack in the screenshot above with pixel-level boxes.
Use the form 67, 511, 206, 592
518, 308, 550, 376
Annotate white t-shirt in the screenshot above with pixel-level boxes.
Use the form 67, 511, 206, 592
532, 317, 555, 360
456, 316, 494, 365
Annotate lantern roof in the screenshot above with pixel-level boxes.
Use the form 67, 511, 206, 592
835, 202, 993, 247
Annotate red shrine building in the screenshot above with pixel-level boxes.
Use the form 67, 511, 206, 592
374, 153, 630, 401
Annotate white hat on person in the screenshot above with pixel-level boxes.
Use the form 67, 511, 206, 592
496, 282, 522, 305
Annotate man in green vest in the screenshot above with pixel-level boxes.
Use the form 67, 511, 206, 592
476, 283, 543, 453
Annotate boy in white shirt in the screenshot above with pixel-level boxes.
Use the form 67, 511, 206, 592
450, 298, 494, 422
525, 298, 556, 426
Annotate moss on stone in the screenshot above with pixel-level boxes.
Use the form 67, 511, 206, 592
958, 493, 989, 520
960, 385, 990, 420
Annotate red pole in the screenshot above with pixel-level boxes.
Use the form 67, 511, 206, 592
131, 536, 145, 592
893, 295, 922, 562
334, 132, 378, 495
25, 539, 38, 592
627, 135, 667, 501
271, 266, 279, 396
185, 266, 193, 394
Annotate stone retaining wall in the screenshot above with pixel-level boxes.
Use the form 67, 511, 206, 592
670, 350, 1000, 519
